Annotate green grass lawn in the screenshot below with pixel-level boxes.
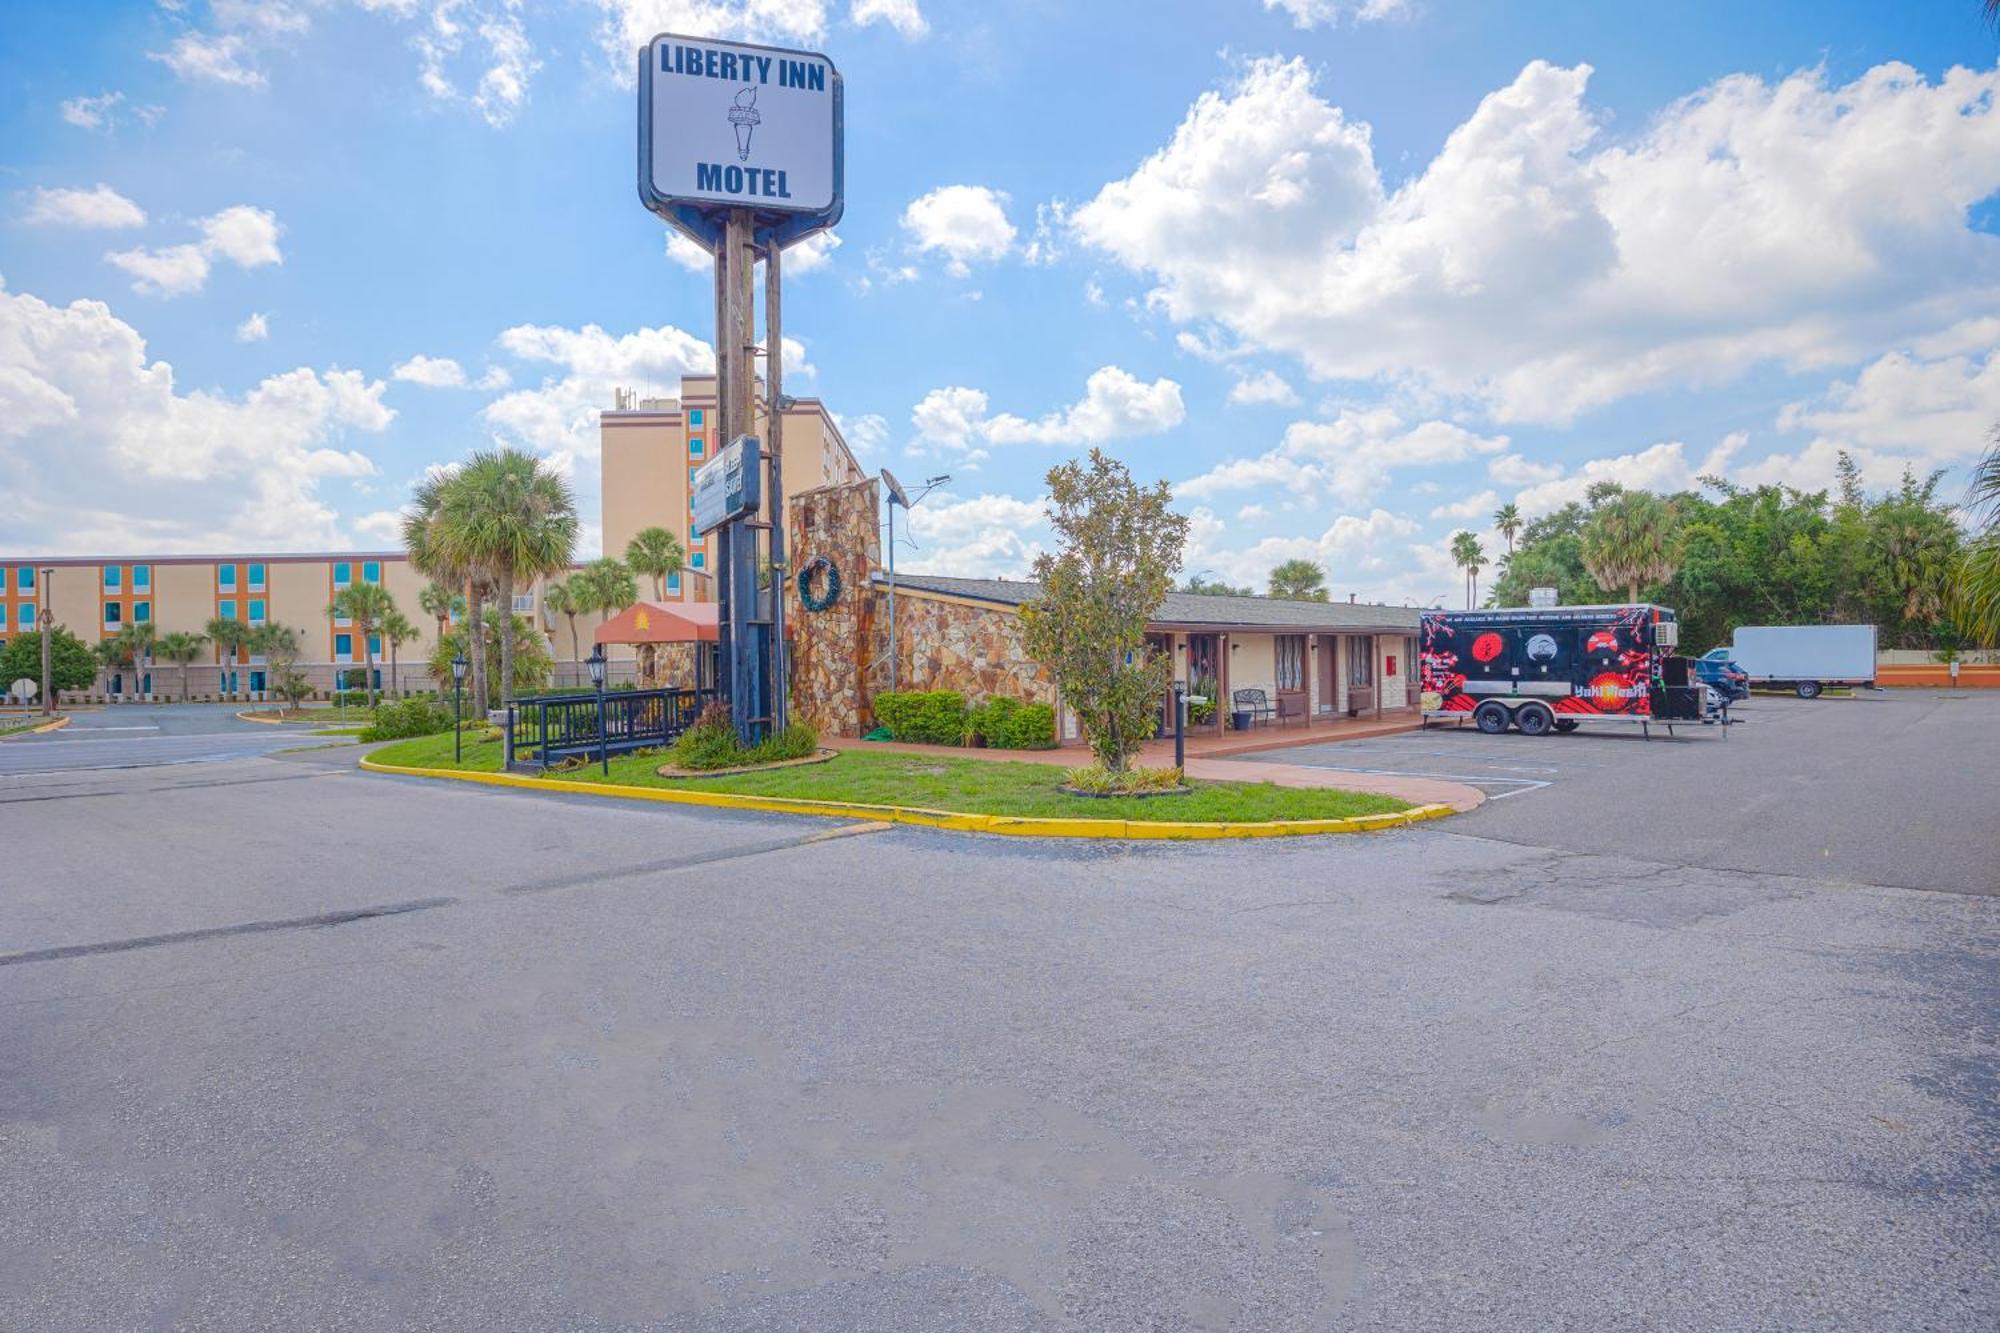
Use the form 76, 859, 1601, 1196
0, 718, 53, 739
365, 731, 1411, 823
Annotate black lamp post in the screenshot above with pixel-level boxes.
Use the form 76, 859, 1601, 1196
587, 645, 609, 775
450, 651, 468, 763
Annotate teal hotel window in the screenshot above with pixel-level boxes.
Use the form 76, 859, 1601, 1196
219, 563, 237, 590
689, 437, 704, 457
363, 560, 381, 583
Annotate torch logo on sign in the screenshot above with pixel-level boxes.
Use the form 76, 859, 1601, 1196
728, 86, 760, 160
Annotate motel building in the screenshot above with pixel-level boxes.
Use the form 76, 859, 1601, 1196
5, 373, 1422, 739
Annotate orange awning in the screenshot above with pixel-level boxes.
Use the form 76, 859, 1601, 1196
594, 600, 720, 645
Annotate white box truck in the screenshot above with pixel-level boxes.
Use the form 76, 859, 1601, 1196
1714, 625, 1877, 698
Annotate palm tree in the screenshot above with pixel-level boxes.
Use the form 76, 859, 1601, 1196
405, 471, 489, 714
418, 580, 462, 641
1580, 491, 1680, 603
1953, 428, 2000, 645
543, 579, 583, 680
1267, 558, 1330, 602
578, 557, 638, 620
109, 622, 157, 700
1493, 502, 1522, 556
625, 526, 685, 601
92, 639, 124, 699
250, 623, 305, 713
1449, 531, 1487, 609
155, 631, 208, 701
327, 582, 398, 707
206, 615, 251, 697
435, 449, 579, 707
381, 609, 419, 699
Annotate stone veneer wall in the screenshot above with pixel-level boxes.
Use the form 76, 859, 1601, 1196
787, 477, 881, 738
785, 476, 1058, 737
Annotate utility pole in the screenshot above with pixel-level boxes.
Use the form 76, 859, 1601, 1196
765, 236, 787, 733
40, 567, 54, 716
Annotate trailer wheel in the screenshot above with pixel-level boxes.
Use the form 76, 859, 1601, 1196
1474, 702, 1512, 734
1516, 703, 1555, 736
1553, 719, 1580, 733
1795, 680, 1822, 699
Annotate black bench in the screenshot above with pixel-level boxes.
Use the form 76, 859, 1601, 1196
1233, 687, 1276, 727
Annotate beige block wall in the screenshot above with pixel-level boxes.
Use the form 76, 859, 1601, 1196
265, 559, 326, 638
153, 563, 212, 635
46, 567, 97, 638
602, 415, 689, 580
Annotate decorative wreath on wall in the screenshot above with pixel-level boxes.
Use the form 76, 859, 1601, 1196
798, 556, 841, 612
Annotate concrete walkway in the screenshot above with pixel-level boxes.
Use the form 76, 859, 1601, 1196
822, 735, 1485, 813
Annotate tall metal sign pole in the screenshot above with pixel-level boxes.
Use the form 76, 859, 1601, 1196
639, 32, 842, 745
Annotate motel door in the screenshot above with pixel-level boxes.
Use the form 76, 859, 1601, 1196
1348, 634, 1376, 717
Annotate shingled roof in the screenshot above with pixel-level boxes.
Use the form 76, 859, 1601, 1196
875, 573, 1421, 633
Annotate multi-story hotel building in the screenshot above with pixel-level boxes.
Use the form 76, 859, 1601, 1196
0, 378, 861, 699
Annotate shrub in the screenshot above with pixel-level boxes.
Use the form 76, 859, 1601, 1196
871, 690, 966, 745
967, 696, 1057, 750
358, 697, 453, 742
670, 704, 820, 771
1063, 764, 1185, 795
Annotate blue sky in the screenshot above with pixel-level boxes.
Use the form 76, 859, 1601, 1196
3, 0, 1997, 605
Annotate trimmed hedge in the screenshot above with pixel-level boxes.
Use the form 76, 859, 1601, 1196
969, 695, 1056, 750
670, 701, 820, 770
358, 698, 454, 742
871, 690, 967, 746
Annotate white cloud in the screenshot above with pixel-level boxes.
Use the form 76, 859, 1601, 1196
354, 508, 409, 543
104, 244, 212, 297
394, 354, 477, 388
1226, 368, 1299, 407
1073, 57, 2000, 424
417, 2, 541, 126
1179, 407, 1506, 507
912, 366, 1187, 456
1263, 0, 1409, 27
60, 91, 125, 132
235, 312, 269, 342
901, 185, 1016, 275
149, 32, 268, 88
833, 411, 888, 456
1184, 504, 1429, 603
198, 205, 283, 267
0, 279, 389, 551
901, 492, 1049, 577
1429, 489, 1500, 521
484, 320, 714, 499
22, 184, 147, 230
1487, 452, 1564, 487
1777, 345, 2000, 465
1505, 437, 1743, 518
851, 0, 926, 37
102, 204, 283, 298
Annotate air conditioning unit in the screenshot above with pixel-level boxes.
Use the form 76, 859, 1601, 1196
1655, 621, 1679, 648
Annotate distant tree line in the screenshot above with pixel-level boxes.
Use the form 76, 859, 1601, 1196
1487, 453, 1982, 652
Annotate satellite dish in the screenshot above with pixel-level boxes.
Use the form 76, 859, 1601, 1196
880, 467, 911, 509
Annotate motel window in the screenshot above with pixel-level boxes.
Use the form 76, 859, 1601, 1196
249, 563, 266, 590
104, 565, 121, 592
690, 467, 701, 486
363, 560, 381, 584
250, 671, 266, 693
335, 633, 353, 661
104, 603, 122, 627
512, 594, 534, 614
689, 409, 703, 426
218, 563, 237, 590
691, 552, 704, 570
689, 437, 704, 457
1349, 635, 1375, 688
368, 634, 381, 658
134, 602, 151, 623
133, 565, 151, 591
18, 566, 32, 592
667, 572, 680, 595
0, 567, 6, 593
218, 599, 236, 621
1276, 635, 1306, 692
1405, 638, 1418, 686
0, 605, 7, 631
249, 599, 266, 625
334, 561, 352, 588
19, 604, 33, 631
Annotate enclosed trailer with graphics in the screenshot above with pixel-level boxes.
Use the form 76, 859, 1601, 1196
1420, 604, 1706, 736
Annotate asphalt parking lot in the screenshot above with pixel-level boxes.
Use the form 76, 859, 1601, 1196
1, 696, 1995, 1329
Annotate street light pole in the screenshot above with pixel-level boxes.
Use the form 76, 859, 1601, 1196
39, 567, 54, 716
588, 646, 609, 776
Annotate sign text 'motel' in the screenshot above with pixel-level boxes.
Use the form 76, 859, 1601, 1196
639, 33, 841, 230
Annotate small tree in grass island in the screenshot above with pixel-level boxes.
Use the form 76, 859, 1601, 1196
1020, 448, 1189, 774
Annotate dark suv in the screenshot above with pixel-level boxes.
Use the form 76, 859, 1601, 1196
1696, 649, 1750, 702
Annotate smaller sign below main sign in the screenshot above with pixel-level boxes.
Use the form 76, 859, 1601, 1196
1529, 586, 1559, 609
692, 435, 763, 536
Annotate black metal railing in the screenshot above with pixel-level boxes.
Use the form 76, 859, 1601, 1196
505, 687, 714, 771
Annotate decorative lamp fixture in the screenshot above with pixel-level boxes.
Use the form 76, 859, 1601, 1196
450, 652, 468, 684
586, 646, 607, 688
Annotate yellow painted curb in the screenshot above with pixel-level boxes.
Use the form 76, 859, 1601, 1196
358, 753, 1458, 840
236, 710, 291, 725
